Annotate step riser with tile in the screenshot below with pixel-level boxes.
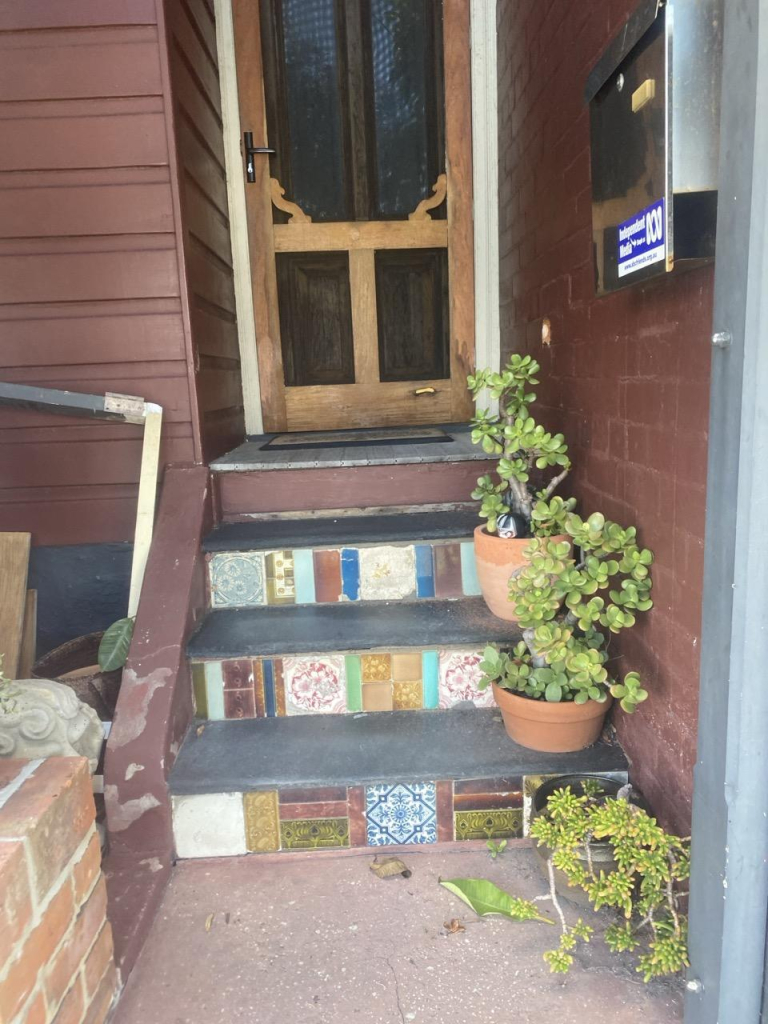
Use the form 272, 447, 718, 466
206, 537, 480, 609
191, 647, 495, 720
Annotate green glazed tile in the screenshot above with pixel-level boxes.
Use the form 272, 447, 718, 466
204, 662, 225, 721
192, 662, 208, 719
460, 542, 481, 596
345, 656, 362, 712
422, 651, 439, 708
280, 817, 350, 850
454, 808, 523, 841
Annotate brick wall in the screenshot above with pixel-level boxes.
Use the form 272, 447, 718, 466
0, 759, 117, 1024
497, 0, 713, 831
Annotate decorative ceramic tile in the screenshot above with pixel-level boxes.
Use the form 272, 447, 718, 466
365, 782, 437, 846
436, 780, 454, 842
293, 549, 317, 604
243, 791, 280, 852
191, 663, 207, 718
209, 552, 266, 607
438, 651, 495, 708
347, 786, 367, 846
392, 680, 423, 710
204, 662, 225, 721
266, 551, 295, 605
263, 660, 276, 717
454, 777, 523, 810
341, 548, 360, 601
345, 656, 362, 712
313, 550, 342, 602
274, 660, 287, 716
283, 656, 347, 715
392, 653, 421, 681
279, 801, 348, 820
172, 793, 246, 858
280, 786, 348, 804
460, 542, 481, 596
222, 659, 257, 689
361, 654, 392, 682
415, 545, 435, 598
454, 808, 523, 841
362, 681, 393, 711
223, 688, 256, 719
433, 544, 463, 598
358, 546, 416, 601
422, 651, 439, 708
280, 818, 350, 850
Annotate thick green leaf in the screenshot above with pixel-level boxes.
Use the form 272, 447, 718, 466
440, 878, 553, 924
98, 617, 135, 671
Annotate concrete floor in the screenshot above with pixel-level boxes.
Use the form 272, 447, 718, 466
112, 845, 684, 1024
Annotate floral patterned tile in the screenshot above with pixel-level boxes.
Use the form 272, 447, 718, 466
243, 791, 280, 852
454, 808, 523, 841
280, 818, 350, 850
209, 552, 266, 607
361, 654, 392, 683
392, 680, 423, 710
365, 782, 437, 846
358, 546, 416, 601
438, 650, 495, 708
283, 656, 347, 716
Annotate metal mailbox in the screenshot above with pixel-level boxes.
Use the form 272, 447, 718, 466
586, 0, 723, 295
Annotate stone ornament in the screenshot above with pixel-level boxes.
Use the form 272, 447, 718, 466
0, 679, 104, 773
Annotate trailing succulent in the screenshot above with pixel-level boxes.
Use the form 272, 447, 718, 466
468, 355, 575, 535
441, 781, 690, 982
479, 512, 653, 711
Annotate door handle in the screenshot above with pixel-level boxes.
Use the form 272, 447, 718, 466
414, 387, 437, 396
243, 131, 275, 183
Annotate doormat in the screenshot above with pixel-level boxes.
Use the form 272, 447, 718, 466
261, 427, 453, 451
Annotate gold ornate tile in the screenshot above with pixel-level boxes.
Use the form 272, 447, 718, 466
393, 680, 423, 710
361, 654, 392, 682
454, 808, 523, 841
243, 791, 280, 852
266, 551, 295, 605
392, 653, 422, 682
280, 818, 350, 850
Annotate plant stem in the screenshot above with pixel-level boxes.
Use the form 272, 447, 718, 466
546, 857, 568, 935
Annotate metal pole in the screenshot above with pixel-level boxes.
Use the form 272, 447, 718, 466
685, 0, 768, 1020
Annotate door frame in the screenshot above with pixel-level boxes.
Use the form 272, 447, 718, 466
214, 0, 500, 435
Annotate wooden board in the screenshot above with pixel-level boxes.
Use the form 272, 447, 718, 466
0, 533, 31, 679
273, 220, 448, 252
17, 590, 37, 679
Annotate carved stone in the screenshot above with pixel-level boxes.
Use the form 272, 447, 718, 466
0, 679, 104, 773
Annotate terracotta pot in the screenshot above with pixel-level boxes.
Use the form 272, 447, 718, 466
492, 682, 612, 752
473, 526, 567, 621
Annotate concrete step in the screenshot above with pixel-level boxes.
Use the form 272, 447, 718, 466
168, 710, 627, 857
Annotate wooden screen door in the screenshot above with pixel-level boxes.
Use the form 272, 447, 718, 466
233, 0, 474, 432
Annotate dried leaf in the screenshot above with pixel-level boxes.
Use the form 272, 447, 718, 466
204, 913, 215, 932
196, 724, 206, 737
444, 918, 465, 934
370, 856, 412, 880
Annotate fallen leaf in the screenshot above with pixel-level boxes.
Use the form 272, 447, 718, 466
204, 913, 215, 932
444, 918, 465, 934
370, 856, 412, 880
196, 724, 205, 737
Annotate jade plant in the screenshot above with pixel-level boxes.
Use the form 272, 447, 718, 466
442, 782, 690, 981
468, 355, 575, 535
479, 511, 654, 712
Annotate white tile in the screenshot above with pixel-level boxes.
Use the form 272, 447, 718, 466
358, 545, 416, 601
172, 792, 246, 858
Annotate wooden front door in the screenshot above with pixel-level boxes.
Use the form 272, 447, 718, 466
233, 0, 474, 432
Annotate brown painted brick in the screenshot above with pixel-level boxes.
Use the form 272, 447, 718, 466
0, 759, 93, 902
51, 979, 84, 1024
45, 877, 107, 1010
83, 924, 115, 1000
0, 839, 32, 967
72, 831, 101, 909
19, 989, 47, 1024
81, 966, 117, 1024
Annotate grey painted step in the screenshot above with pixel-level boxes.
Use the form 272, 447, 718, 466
203, 508, 480, 553
188, 597, 519, 659
169, 709, 627, 794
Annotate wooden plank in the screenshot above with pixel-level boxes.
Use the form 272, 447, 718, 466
349, 250, 380, 385
0, 498, 141, 546
444, 0, 476, 420
233, 0, 287, 430
18, 590, 37, 679
0, 1, 157, 30
273, 220, 448, 252
284, 380, 453, 431
0, 533, 31, 680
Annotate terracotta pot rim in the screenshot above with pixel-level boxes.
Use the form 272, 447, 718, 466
492, 682, 613, 723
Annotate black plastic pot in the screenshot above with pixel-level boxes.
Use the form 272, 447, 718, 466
33, 632, 121, 722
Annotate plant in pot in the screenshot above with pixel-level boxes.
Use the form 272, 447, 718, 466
441, 780, 690, 981
478, 511, 654, 752
468, 354, 575, 620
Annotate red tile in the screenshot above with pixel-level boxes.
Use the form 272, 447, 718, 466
347, 786, 367, 847
454, 793, 523, 812
454, 776, 523, 795
313, 550, 342, 603
223, 689, 256, 719
279, 801, 348, 821
222, 659, 256, 690
280, 786, 348, 804
433, 544, 463, 598
436, 781, 453, 842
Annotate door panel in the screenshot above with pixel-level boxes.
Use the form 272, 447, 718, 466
234, 0, 474, 431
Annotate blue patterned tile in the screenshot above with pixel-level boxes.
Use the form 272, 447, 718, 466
293, 549, 316, 604
415, 545, 435, 598
263, 660, 277, 717
365, 782, 437, 846
341, 548, 360, 601
422, 651, 439, 708
460, 542, 481, 596
209, 552, 266, 607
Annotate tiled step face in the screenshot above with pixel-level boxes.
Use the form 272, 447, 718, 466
171, 771, 628, 858
206, 539, 481, 609
191, 647, 495, 720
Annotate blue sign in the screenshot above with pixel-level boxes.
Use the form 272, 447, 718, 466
617, 198, 666, 278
